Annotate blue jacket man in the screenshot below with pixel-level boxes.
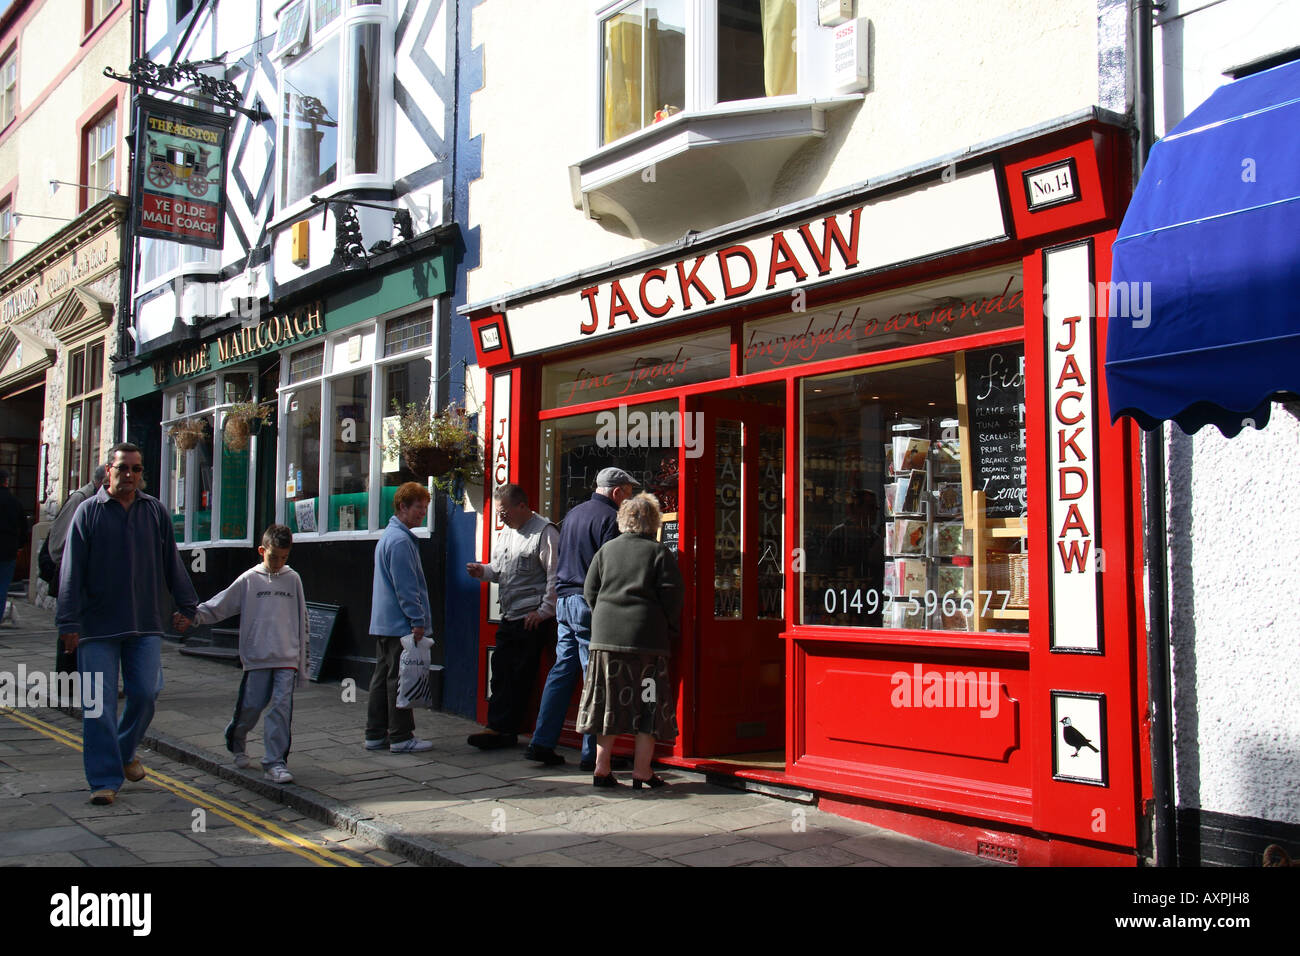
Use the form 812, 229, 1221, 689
366, 481, 434, 754
56, 443, 198, 805
524, 467, 638, 768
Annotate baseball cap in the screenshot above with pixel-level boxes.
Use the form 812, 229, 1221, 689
596, 467, 640, 488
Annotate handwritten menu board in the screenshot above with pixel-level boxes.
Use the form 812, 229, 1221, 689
659, 513, 679, 553
963, 345, 1027, 519
305, 602, 341, 682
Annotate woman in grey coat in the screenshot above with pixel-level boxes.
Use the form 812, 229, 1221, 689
576, 492, 682, 789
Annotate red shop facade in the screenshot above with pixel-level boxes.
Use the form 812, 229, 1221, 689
462, 111, 1150, 866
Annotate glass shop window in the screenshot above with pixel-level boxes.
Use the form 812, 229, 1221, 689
800, 344, 1028, 635
538, 400, 681, 524
162, 368, 257, 545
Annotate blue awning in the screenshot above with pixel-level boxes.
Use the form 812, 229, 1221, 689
1105, 58, 1300, 436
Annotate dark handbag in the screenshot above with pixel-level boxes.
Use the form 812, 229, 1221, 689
37, 536, 59, 597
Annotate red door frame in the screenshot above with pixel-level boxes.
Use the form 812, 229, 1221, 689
688, 394, 786, 757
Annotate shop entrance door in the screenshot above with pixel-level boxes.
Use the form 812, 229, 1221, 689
688, 393, 786, 758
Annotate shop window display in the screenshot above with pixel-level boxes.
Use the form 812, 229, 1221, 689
801, 345, 1027, 634
538, 401, 680, 524
161, 369, 258, 545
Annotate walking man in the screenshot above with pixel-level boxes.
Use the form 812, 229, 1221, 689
524, 467, 638, 769
466, 483, 558, 750
56, 443, 199, 805
0, 469, 28, 627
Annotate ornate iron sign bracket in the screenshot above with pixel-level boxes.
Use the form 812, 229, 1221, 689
104, 58, 272, 122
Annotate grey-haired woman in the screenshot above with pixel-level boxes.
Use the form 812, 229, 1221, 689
577, 492, 682, 789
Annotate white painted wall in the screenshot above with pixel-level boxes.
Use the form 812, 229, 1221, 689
1154, 0, 1300, 826
466, 0, 1116, 305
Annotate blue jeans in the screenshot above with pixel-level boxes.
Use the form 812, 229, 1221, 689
226, 667, 295, 768
77, 636, 163, 791
530, 593, 594, 763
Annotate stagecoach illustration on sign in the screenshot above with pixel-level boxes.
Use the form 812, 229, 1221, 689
146, 137, 218, 197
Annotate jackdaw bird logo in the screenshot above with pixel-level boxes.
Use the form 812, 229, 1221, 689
1060, 716, 1099, 757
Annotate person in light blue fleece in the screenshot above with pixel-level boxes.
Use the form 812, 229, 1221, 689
365, 481, 434, 754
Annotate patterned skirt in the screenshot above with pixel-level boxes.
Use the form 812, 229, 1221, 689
576, 649, 678, 742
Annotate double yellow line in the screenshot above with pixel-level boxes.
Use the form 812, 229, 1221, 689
1, 706, 362, 868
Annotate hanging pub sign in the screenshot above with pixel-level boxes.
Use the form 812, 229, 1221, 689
133, 97, 231, 249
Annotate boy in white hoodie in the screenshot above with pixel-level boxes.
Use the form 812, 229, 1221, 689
174, 524, 308, 783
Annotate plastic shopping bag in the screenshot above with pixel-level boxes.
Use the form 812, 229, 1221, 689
396, 633, 436, 709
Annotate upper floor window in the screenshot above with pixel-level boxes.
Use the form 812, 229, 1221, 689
83, 108, 116, 209
1, 48, 17, 130
86, 0, 120, 33
598, 0, 797, 145
275, 0, 391, 214
0, 201, 12, 269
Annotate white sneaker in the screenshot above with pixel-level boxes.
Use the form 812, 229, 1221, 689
233, 753, 251, 769
3, 603, 17, 626
364, 738, 388, 751
390, 738, 433, 754
264, 765, 294, 784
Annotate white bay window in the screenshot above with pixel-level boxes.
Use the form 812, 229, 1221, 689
275, 0, 393, 216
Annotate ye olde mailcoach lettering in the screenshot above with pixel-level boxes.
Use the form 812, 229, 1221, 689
216, 303, 323, 363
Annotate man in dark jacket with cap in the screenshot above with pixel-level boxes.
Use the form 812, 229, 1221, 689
523, 467, 638, 769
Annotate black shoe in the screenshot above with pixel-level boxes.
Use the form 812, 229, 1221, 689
593, 772, 622, 788
523, 744, 565, 766
467, 731, 518, 750
631, 773, 669, 791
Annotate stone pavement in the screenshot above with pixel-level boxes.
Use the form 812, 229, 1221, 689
0, 599, 988, 867
0, 707, 402, 867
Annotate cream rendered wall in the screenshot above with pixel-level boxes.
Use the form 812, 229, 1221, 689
467, 0, 1109, 305
0, 3, 129, 252
1153, 0, 1300, 827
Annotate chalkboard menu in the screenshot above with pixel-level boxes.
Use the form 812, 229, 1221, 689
305, 601, 341, 682
963, 345, 1027, 519
659, 513, 679, 553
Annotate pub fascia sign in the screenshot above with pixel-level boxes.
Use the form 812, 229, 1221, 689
1, 232, 119, 323
500, 166, 1007, 357
152, 302, 324, 386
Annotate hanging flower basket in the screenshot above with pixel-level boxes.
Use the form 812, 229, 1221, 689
169, 418, 208, 453
383, 399, 483, 503
223, 401, 273, 452
404, 446, 455, 478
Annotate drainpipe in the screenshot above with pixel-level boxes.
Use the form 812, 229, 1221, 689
114, 0, 146, 442
1132, 0, 1176, 868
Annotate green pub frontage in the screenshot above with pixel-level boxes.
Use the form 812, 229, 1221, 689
116, 243, 455, 688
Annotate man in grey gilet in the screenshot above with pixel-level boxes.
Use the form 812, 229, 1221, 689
465, 483, 558, 749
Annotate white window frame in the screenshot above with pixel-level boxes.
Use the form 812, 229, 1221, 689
161, 368, 260, 548
272, 0, 395, 225
88, 0, 120, 32
275, 302, 440, 540
1, 48, 17, 130
0, 200, 12, 269
85, 109, 116, 199
590, 0, 826, 149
